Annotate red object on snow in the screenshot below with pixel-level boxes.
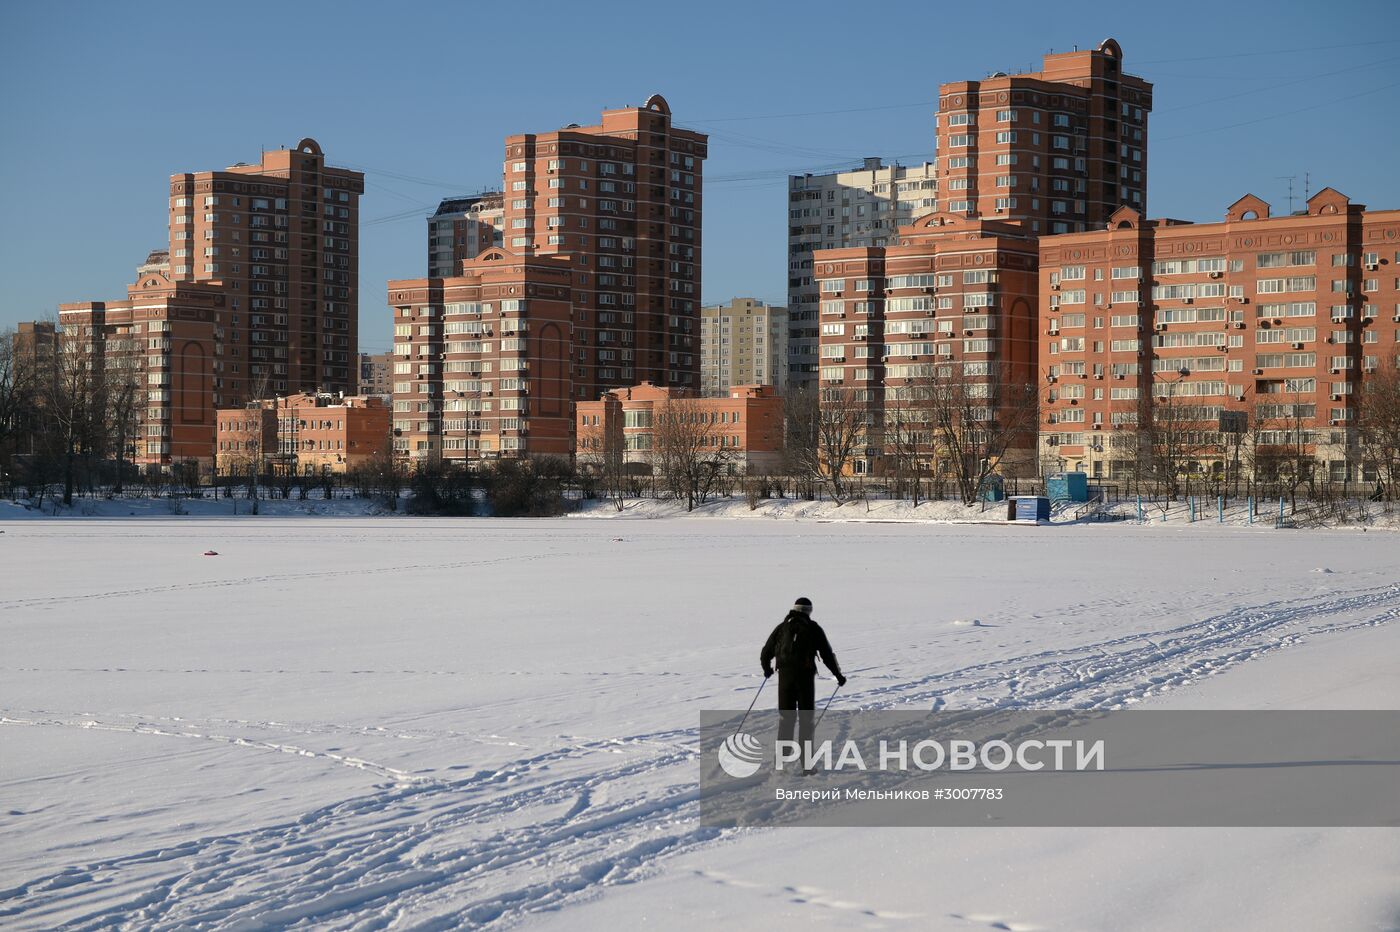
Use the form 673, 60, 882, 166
203, 550, 219, 556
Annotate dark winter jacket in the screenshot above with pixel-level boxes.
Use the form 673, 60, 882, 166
761, 611, 842, 679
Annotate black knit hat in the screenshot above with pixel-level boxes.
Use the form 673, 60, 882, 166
792, 597, 813, 614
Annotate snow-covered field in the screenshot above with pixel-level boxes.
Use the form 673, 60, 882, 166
1, 517, 1397, 930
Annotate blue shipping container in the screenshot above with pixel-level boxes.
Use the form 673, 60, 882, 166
1012, 496, 1051, 522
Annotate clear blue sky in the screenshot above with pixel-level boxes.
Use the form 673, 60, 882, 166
3, 0, 1398, 353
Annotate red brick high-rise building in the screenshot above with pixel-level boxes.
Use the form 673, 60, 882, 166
936, 39, 1152, 236
168, 138, 365, 406
388, 249, 577, 461
501, 95, 706, 397
388, 95, 707, 464
815, 213, 1041, 476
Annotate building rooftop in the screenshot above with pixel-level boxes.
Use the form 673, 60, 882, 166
432, 192, 504, 218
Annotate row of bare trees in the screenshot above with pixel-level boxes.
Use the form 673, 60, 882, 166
1114, 362, 1400, 502
575, 367, 1041, 509
1, 324, 150, 505
782, 366, 1040, 506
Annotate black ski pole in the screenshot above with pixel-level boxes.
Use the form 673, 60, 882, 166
813, 682, 841, 733
735, 676, 768, 736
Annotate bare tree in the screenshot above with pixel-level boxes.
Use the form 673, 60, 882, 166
651, 397, 734, 511
0, 328, 40, 493
1138, 370, 1214, 500
106, 367, 141, 496
42, 325, 107, 506
812, 386, 869, 502
1251, 393, 1317, 509
911, 363, 1037, 506
1356, 358, 1400, 501
882, 388, 928, 505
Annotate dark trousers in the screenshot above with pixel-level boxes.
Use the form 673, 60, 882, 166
777, 670, 816, 754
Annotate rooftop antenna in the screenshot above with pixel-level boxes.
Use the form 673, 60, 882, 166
1304, 171, 1311, 202
1277, 175, 1297, 214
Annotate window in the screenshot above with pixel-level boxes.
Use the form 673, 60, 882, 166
995, 131, 1016, 144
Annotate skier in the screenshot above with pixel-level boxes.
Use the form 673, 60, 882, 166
761, 597, 846, 765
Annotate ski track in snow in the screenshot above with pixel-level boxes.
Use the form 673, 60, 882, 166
3, 581, 1398, 929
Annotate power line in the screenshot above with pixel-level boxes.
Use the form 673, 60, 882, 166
1156, 55, 1400, 113
1133, 38, 1400, 65
1157, 79, 1400, 142
687, 100, 938, 124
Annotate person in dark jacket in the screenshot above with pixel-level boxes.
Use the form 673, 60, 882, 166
761, 597, 846, 758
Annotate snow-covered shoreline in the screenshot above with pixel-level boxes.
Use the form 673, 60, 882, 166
6, 493, 1399, 531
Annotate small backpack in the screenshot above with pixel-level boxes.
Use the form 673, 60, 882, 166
774, 616, 814, 667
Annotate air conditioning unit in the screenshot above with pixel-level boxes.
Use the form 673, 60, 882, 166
1331, 394, 1342, 401
1155, 323, 1167, 331
1292, 342, 1304, 349
1251, 368, 1263, 375
1137, 301, 1145, 308
1330, 419, 1340, 426
1092, 424, 1102, 430
1095, 374, 1105, 379
1330, 368, 1341, 374
1048, 327, 1060, 335
1273, 319, 1283, 326
1364, 262, 1378, 270
1047, 375, 1057, 383
1209, 271, 1222, 279
1115, 374, 1126, 380
1182, 297, 1194, 304
1051, 284, 1060, 291
1234, 322, 1246, 329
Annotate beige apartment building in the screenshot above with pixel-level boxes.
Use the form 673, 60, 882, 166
787, 158, 939, 388
357, 351, 394, 398
700, 298, 788, 395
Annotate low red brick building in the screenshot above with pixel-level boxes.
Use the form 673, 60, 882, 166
217, 392, 389, 475
576, 382, 784, 474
